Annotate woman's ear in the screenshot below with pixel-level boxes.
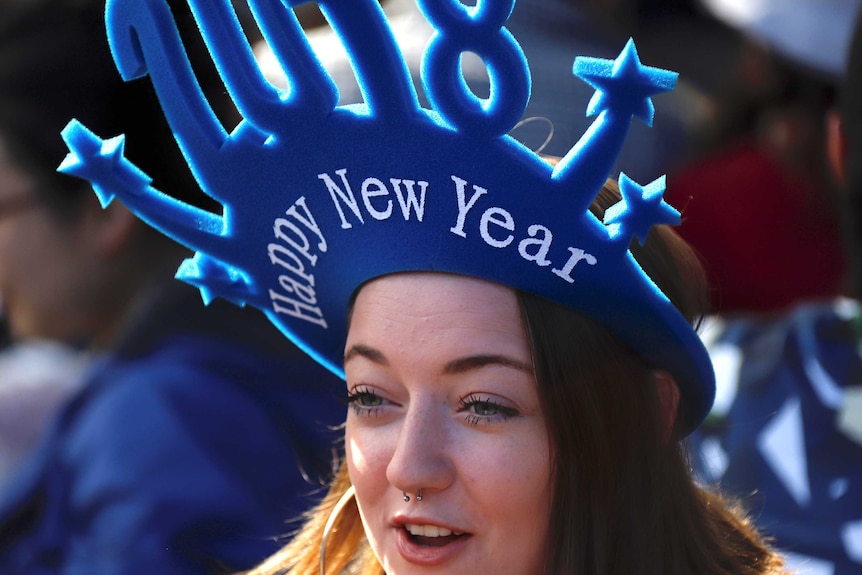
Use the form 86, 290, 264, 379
654, 370, 680, 442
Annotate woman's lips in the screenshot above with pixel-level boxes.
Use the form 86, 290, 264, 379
394, 522, 472, 565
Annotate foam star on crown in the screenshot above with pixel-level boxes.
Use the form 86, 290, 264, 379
59, 0, 715, 433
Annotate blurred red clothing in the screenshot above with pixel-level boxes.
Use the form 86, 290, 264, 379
665, 141, 846, 314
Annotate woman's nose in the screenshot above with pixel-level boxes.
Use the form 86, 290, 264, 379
385, 398, 455, 498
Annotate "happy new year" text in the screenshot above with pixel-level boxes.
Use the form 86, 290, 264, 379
266, 169, 598, 328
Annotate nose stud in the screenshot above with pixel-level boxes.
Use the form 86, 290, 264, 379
403, 488, 424, 502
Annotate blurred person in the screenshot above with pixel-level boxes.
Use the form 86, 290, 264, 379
663, 0, 857, 314
689, 5, 862, 574
0, 138, 90, 493
0, 1, 344, 573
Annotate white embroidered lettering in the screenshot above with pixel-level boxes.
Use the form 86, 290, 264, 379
361, 177, 393, 220
518, 224, 553, 266
267, 242, 314, 283
278, 274, 318, 305
267, 196, 327, 329
552, 247, 598, 283
273, 217, 319, 266
285, 196, 327, 254
318, 169, 364, 229
449, 175, 487, 237
390, 178, 428, 221
479, 207, 515, 248
269, 289, 327, 328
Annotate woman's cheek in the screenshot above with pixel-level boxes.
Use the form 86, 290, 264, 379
346, 421, 394, 490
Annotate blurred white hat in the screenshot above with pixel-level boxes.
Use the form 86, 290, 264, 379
701, 0, 862, 77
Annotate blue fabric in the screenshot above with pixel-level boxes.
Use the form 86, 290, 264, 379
0, 286, 345, 575
692, 301, 862, 574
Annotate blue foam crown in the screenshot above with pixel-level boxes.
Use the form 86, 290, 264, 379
58, 0, 715, 432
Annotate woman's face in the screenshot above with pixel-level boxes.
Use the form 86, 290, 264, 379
345, 273, 552, 575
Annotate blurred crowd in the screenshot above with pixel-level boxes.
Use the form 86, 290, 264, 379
0, 1, 345, 573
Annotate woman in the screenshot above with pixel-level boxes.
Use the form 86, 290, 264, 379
247, 182, 786, 575
58, 0, 789, 572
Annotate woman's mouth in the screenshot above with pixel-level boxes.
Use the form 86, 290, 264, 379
394, 521, 471, 565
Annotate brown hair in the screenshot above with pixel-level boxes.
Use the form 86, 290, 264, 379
247, 180, 786, 575
519, 183, 784, 575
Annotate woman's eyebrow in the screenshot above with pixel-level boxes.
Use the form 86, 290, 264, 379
443, 354, 533, 375
344, 344, 388, 365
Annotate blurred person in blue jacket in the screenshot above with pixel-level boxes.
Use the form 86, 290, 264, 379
0, 0, 344, 573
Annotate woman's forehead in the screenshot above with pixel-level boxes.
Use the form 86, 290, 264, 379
347, 273, 527, 353
354, 272, 517, 315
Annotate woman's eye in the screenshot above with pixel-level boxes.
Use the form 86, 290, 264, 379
345, 387, 387, 416
472, 401, 499, 416
459, 394, 520, 425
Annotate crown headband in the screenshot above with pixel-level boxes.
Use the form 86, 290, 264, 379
59, 0, 715, 433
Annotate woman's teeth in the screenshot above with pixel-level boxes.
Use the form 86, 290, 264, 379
405, 524, 460, 537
